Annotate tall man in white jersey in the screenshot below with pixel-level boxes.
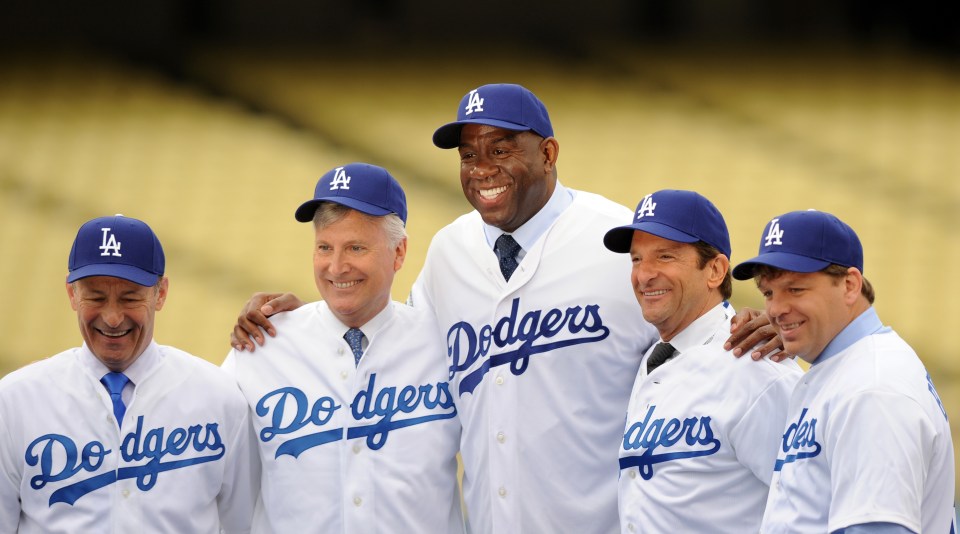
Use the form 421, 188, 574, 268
223, 163, 464, 533
733, 209, 956, 534
0, 215, 258, 533
604, 190, 801, 533
229, 84, 781, 533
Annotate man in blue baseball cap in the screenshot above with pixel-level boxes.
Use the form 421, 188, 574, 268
604, 190, 800, 533
733, 209, 955, 534
223, 163, 464, 532
0, 215, 258, 532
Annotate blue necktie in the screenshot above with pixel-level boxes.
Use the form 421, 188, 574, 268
344, 328, 365, 367
495, 234, 522, 281
101, 372, 130, 427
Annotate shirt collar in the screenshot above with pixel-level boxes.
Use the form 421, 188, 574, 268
78, 340, 162, 387
661, 301, 734, 355
482, 181, 574, 259
320, 300, 396, 341
811, 306, 888, 366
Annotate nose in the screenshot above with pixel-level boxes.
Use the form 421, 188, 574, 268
467, 155, 498, 181
101, 301, 125, 328
328, 249, 350, 275
632, 260, 658, 288
765, 293, 789, 324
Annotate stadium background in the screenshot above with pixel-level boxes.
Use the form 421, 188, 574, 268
2, 0, 958, 494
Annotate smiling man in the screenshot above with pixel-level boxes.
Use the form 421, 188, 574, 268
223, 163, 463, 533
733, 209, 956, 534
0, 215, 258, 533
604, 190, 801, 533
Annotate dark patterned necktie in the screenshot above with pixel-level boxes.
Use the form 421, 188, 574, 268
495, 234, 522, 281
344, 328, 365, 367
646, 342, 676, 374
101, 372, 130, 427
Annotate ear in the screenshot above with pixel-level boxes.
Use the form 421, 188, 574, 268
66, 282, 79, 311
706, 254, 730, 290
540, 137, 559, 174
393, 237, 408, 272
154, 277, 170, 311
842, 267, 863, 305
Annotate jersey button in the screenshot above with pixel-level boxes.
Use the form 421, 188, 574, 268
121, 489, 130, 498
495, 376, 504, 385
627, 523, 635, 532
496, 432, 505, 443
498, 486, 507, 498
353, 496, 362, 506
352, 443, 362, 454
629, 470, 637, 479
340, 371, 349, 380
337, 347, 345, 356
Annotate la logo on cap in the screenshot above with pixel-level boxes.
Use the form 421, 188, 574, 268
636, 194, 657, 219
329, 167, 351, 191
465, 89, 484, 115
764, 218, 784, 247
99, 228, 122, 257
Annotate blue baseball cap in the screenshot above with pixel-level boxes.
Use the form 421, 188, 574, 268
295, 163, 407, 224
67, 215, 165, 287
603, 190, 731, 258
732, 209, 863, 280
432, 83, 554, 149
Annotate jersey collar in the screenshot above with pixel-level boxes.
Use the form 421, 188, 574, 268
481, 181, 574, 262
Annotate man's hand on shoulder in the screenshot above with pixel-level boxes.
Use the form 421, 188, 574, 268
724, 307, 787, 362
230, 292, 305, 351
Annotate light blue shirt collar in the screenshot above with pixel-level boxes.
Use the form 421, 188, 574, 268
483, 181, 574, 262
811, 306, 889, 366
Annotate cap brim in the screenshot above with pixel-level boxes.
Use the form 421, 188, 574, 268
732, 252, 832, 280
603, 222, 699, 253
433, 119, 534, 149
67, 264, 160, 286
295, 197, 394, 222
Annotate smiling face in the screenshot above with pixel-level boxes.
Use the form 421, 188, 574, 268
67, 276, 167, 371
757, 269, 861, 363
313, 209, 406, 328
629, 231, 728, 341
457, 124, 558, 233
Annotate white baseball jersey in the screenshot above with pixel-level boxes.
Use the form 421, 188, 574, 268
410, 190, 658, 533
761, 310, 955, 534
224, 301, 464, 534
0, 342, 258, 534
618, 302, 802, 533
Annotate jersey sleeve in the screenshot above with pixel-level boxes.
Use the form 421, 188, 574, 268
216, 396, 261, 534
0, 408, 22, 531
728, 370, 797, 485
826, 390, 933, 533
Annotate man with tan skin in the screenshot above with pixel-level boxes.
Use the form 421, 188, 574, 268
604, 190, 800, 533
0, 215, 257, 533
230, 84, 780, 532
733, 209, 955, 534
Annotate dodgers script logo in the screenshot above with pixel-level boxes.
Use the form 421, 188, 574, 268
464, 89, 484, 115
99, 228, 122, 257
764, 218, 784, 247
26, 416, 225, 506
619, 405, 721, 480
329, 167, 351, 190
446, 297, 610, 395
255, 373, 456, 459
774, 407, 821, 471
